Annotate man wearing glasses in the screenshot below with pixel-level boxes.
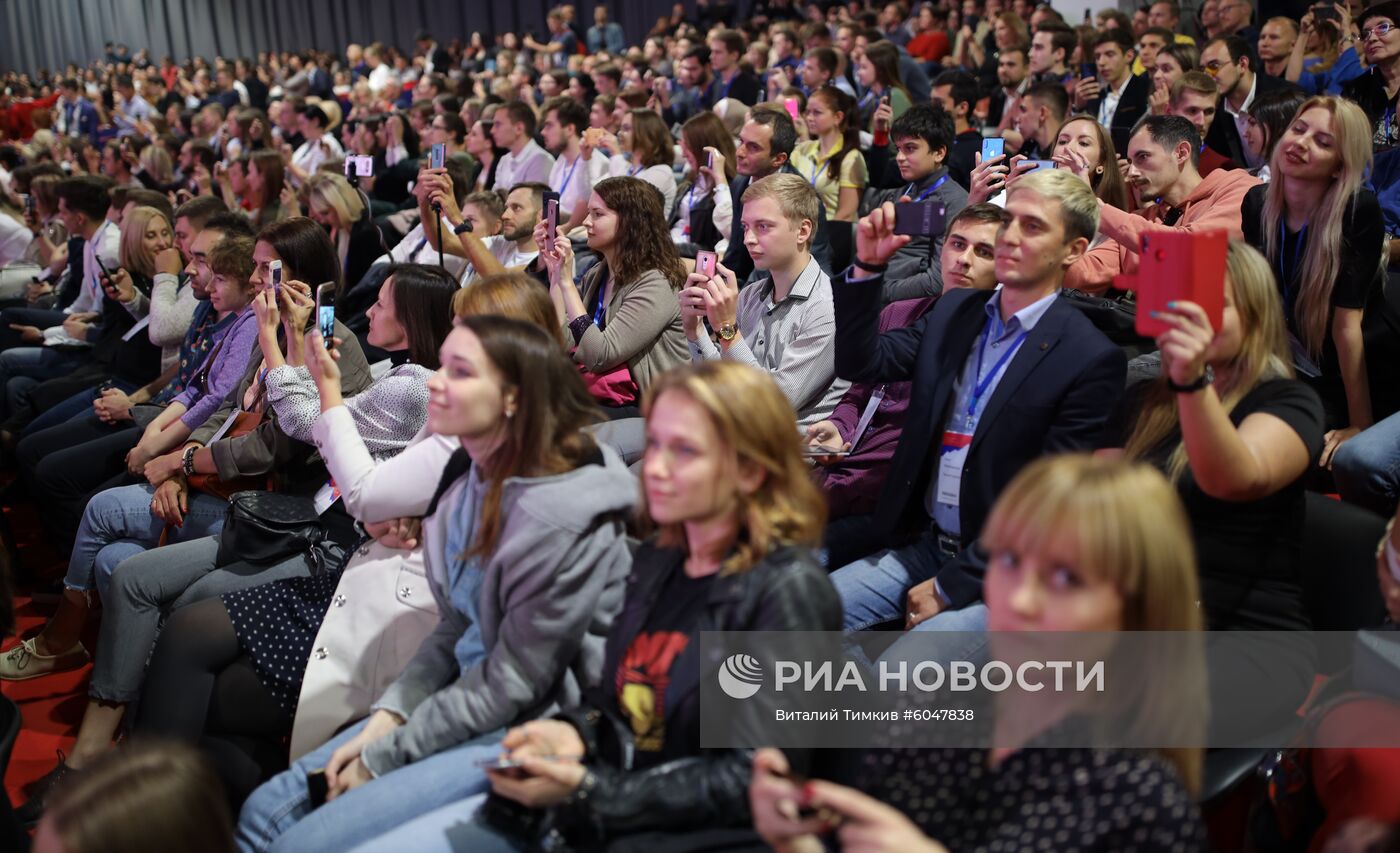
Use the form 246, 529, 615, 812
1198, 34, 1301, 168
1216, 0, 1259, 42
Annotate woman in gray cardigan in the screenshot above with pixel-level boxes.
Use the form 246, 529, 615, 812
538, 176, 689, 415
235, 315, 637, 853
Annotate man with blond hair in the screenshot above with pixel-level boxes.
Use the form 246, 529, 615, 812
827, 168, 1126, 646
681, 173, 847, 426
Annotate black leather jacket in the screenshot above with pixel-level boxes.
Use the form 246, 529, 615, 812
485, 540, 841, 849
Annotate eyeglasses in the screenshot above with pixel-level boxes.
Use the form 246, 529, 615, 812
1362, 21, 1397, 40
1201, 59, 1229, 75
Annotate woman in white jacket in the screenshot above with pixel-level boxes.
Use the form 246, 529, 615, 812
133, 264, 465, 803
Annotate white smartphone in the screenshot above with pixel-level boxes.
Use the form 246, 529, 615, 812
269, 259, 283, 297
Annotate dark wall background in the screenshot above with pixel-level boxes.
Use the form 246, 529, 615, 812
0, 0, 680, 74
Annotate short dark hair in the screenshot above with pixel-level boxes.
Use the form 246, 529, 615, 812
950, 202, 1006, 233
932, 69, 980, 115
203, 211, 256, 239
115, 73, 135, 89
301, 104, 330, 129
188, 142, 218, 171
1142, 26, 1176, 42
435, 112, 468, 145
808, 47, 839, 77
747, 107, 799, 159
1129, 113, 1201, 167
1036, 22, 1078, 61
544, 98, 589, 136
710, 29, 746, 56
683, 45, 712, 65
506, 181, 550, 213
1207, 35, 1255, 70
1024, 81, 1070, 124
55, 175, 112, 221
1360, 0, 1400, 28
1093, 28, 1135, 55
891, 102, 955, 156
126, 188, 175, 224
498, 101, 537, 137
593, 64, 623, 86
208, 233, 256, 280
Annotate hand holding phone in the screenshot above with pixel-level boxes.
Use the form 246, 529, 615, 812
544, 197, 559, 246
980, 138, 1005, 164
695, 250, 718, 279
315, 281, 337, 345
429, 143, 446, 171
783, 97, 801, 122
892, 202, 947, 238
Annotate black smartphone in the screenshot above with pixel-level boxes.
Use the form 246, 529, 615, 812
315, 281, 337, 344
893, 202, 947, 238
1313, 4, 1339, 22
306, 768, 329, 808
1081, 62, 1097, 79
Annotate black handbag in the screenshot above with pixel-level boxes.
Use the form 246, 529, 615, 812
215, 490, 327, 567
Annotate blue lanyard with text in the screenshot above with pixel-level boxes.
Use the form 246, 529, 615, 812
904, 174, 948, 202
965, 323, 1028, 428
807, 143, 841, 186
592, 278, 609, 328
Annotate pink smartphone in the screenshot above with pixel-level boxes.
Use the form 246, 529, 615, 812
696, 250, 717, 278
783, 98, 800, 121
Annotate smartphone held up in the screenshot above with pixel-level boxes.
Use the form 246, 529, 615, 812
1115, 230, 1229, 339
316, 281, 337, 346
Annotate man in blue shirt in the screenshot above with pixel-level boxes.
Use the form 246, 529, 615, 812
828, 168, 1126, 651
587, 6, 627, 55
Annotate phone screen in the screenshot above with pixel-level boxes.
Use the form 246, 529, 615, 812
430, 143, 446, 170
269, 260, 283, 297
316, 282, 337, 343
892, 202, 947, 238
981, 138, 1005, 162
695, 250, 717, 279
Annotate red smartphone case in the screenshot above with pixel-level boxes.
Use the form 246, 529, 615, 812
1115, 229, 1228, 339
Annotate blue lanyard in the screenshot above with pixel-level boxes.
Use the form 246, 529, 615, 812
1279, 219, 1307, 307
807, 142, 841, 186
628, 162, 643, 177
592, 278, 609, 327
904, 174, 948, 202
559, 155, 581, 195
966, 322, 1029, 425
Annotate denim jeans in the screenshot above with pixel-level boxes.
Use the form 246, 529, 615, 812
830, 532, 988, 669
23, 381, 139, 438
89, 535, 328, 704
64, 482, 228, 601
348, 793, 527, 853
0, 345, 88, 419
236, 720, 504, 853
1332, 411, 1400, 516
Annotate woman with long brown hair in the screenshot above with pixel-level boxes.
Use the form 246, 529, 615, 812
855, 42, 913, 130
243, 149, 287, 229
235, 314, 636, 851
604, 108, 678, 213
671, 111, 737, 254
791, 86, 867, 222
1050, 114, 1131, 211
535, 176, 689, 415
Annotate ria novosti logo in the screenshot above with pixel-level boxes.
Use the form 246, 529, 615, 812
717, 653, 764, 699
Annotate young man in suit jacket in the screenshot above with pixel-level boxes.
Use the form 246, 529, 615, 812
828, 168, 1126, 650
1074, 29, 1152, 155
1201, 35, 1301, 169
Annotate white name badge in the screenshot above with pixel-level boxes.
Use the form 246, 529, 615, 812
935, 431, 973, 507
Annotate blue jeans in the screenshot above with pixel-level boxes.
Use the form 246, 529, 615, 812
830, 532, 953, 632
64, 482, 228, 602
348, 793, 527, 853
1333, 411, 1400, 516
0, 346, 88, 419
236, 721, 504, 853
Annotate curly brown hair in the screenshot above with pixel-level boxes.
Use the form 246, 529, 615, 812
591, 176, 687, 290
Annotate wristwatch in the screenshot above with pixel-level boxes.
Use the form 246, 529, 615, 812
452, 219, 473, 235
1168, 365, 1214, 394
181, 445, 198, 477
717, 323, 738, 341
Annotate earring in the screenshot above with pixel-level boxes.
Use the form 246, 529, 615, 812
1095, 166, 1104, 175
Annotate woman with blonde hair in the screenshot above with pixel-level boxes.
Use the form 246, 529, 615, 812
138, 144, 174, 187
1126, 239, 1324, 737
352, 360, 843, 851
1241, 96, 1381, 461
751, 453, 1208, 851
304, 171, 383, 303
671, 111, 737, 254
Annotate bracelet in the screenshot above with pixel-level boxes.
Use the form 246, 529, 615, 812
852, 259, 888, 274
452, 219, 473, 235
181, 445, 198, 477
568, 314, 592, 344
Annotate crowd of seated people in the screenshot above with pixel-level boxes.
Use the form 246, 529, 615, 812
2, 0, 1400, 849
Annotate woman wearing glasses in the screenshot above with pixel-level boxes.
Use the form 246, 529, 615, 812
1342, 1, 1400, 150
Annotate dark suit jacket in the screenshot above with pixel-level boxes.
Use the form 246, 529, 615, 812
833, 279, 1127, 606
1085, 73, 1151, 155
1205, 73, 1301, 166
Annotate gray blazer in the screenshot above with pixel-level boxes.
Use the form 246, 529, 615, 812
571, 265, 689, 394
361, 443, 636, 775
188, 319, 373, 497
